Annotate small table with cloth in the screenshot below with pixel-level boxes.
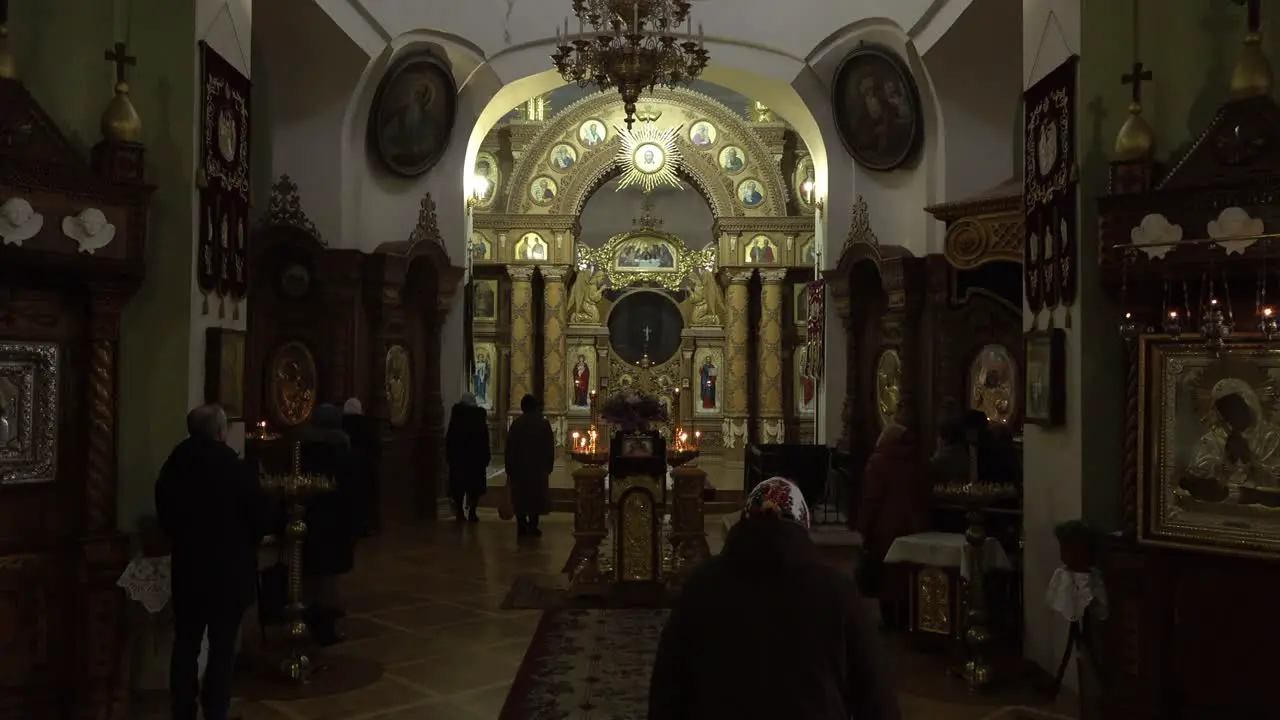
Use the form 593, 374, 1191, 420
882, 531, 1011, 644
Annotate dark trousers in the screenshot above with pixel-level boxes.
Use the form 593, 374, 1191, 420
170, 609, 243, 720
453, 490, 480, 517
516, 514, 540, 531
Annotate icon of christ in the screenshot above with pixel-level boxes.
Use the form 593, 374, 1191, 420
572, 354, 591, 407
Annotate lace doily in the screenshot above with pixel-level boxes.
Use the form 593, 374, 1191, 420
1045, 566, 1108, 623
117, 556, 172, 614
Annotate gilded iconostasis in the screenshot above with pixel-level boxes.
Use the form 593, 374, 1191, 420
469, 83, 823, 455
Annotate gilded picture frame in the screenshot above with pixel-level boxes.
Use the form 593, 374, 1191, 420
385, 344, 413, 427
267, 340, 318, 427
0, 341, 59, 485
472, 279, 499, 323
204, 328, 246, 420
1139, 336, 1280, 559
1024, 328, 1064, 426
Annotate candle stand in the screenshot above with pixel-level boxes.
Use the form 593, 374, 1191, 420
934, 480, 1017, 692
260, 441, 335, 683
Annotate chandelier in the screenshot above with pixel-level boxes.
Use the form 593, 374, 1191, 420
552, 0, 710, 128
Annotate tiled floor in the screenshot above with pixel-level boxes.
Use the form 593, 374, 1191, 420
165, 511, 1078, 719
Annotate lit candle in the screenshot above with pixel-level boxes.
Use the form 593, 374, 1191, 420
694, 429, 702, 449
1265, 307, 1274, 318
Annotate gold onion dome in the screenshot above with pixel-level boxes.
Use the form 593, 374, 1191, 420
1230, 33, 1273, 99
1114, 102, 1155, 161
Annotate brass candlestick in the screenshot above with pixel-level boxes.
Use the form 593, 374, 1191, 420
934, 471, 1016, 692
260, 441, 335, 683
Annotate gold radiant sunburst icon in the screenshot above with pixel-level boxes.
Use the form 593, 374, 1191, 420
615, 123, 684, 193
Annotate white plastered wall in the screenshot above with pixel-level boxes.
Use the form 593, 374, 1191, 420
1021, 0, 1083, 689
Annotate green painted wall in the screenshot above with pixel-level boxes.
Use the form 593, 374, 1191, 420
11, 0, 198, 530
1075, 1, 1280, 528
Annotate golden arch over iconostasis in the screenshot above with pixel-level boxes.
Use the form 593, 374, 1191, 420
503, 87, 789, 218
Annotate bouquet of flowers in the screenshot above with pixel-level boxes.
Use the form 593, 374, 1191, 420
600, 392, 668, 431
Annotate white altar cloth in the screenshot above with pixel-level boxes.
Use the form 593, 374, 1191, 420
882, 531, 1011, 580
1045, 567, 1109, 623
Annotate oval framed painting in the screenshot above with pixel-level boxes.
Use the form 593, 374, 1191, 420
367, 52, 458, 178
718, 146, 746, 175
832, 44, 923, 172
529, 176, 558, 206
736, 178, 766, 209
473, 152, 499, 208
549, 143, 578, 172
579, 119, 607, 148
689, 121, 717, 149
794, 156, 816, 209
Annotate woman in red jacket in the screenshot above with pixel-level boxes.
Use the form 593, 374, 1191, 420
857, 424, 933, 630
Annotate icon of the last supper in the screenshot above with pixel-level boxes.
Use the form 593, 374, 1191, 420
1146, 340, 1280, 555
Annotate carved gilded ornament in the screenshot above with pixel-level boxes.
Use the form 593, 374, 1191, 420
944, 211, 1024, 270
500, 88, 787, 218
261, 174, 322, 244
916, 567, 952, 634
577, 228, 716, 293
567, 268, 605, 324
688, 270, 726, 326
843, 195, 879, 250
405, 193, 449, 261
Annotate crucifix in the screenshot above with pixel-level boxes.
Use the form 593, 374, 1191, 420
641, 325, 652, 344
1121, 61, 1152, 105
104, 41, 136, 86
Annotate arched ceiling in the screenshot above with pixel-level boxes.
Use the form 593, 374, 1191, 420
311, 0, 970, 63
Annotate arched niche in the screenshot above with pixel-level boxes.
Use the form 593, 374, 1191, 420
501, 87, 790, 219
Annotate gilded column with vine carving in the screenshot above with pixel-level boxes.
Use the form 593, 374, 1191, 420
508, 266, 536, 420
722, 269, 753, 448
757, 270, 786, 442
541, 266, 569, 434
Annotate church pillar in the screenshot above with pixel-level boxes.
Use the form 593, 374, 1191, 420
722, 269, 754, 449
541, 265, 570, 444
756, 270, 787, 443
508, 265, 537, 423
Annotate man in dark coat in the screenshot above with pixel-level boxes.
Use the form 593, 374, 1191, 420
299, 403, 357, 645
504, 394, 555, 537
155, 404, 266, 720
650, 478, 901, 720
446, 393, 491, 522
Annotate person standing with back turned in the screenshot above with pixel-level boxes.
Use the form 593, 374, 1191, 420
505, 394, 555, 537
446, 393, 491, 522
649, 477, 901, 720
156, 404, 266, 720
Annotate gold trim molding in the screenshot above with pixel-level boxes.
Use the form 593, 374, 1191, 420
579, 228, 716, 292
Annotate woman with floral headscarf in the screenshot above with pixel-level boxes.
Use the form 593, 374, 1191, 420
648, 477, 901, 720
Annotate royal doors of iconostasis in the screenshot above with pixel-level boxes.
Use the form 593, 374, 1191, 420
467, 86, 825, 472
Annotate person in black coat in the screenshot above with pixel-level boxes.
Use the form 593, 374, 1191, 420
649, 477, 901, 720
504, 394, 555, 537
446, 393, 491, 522
155, 404, 266, 720
299, 403, 358, 645
342, 397, 379, 536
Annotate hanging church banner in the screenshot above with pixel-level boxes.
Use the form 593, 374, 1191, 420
805, 279, 825, 380
1023, 55, 1078, 327
197, 41, 252, 318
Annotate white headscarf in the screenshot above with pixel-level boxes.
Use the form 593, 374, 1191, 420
343, 397, 363, 415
